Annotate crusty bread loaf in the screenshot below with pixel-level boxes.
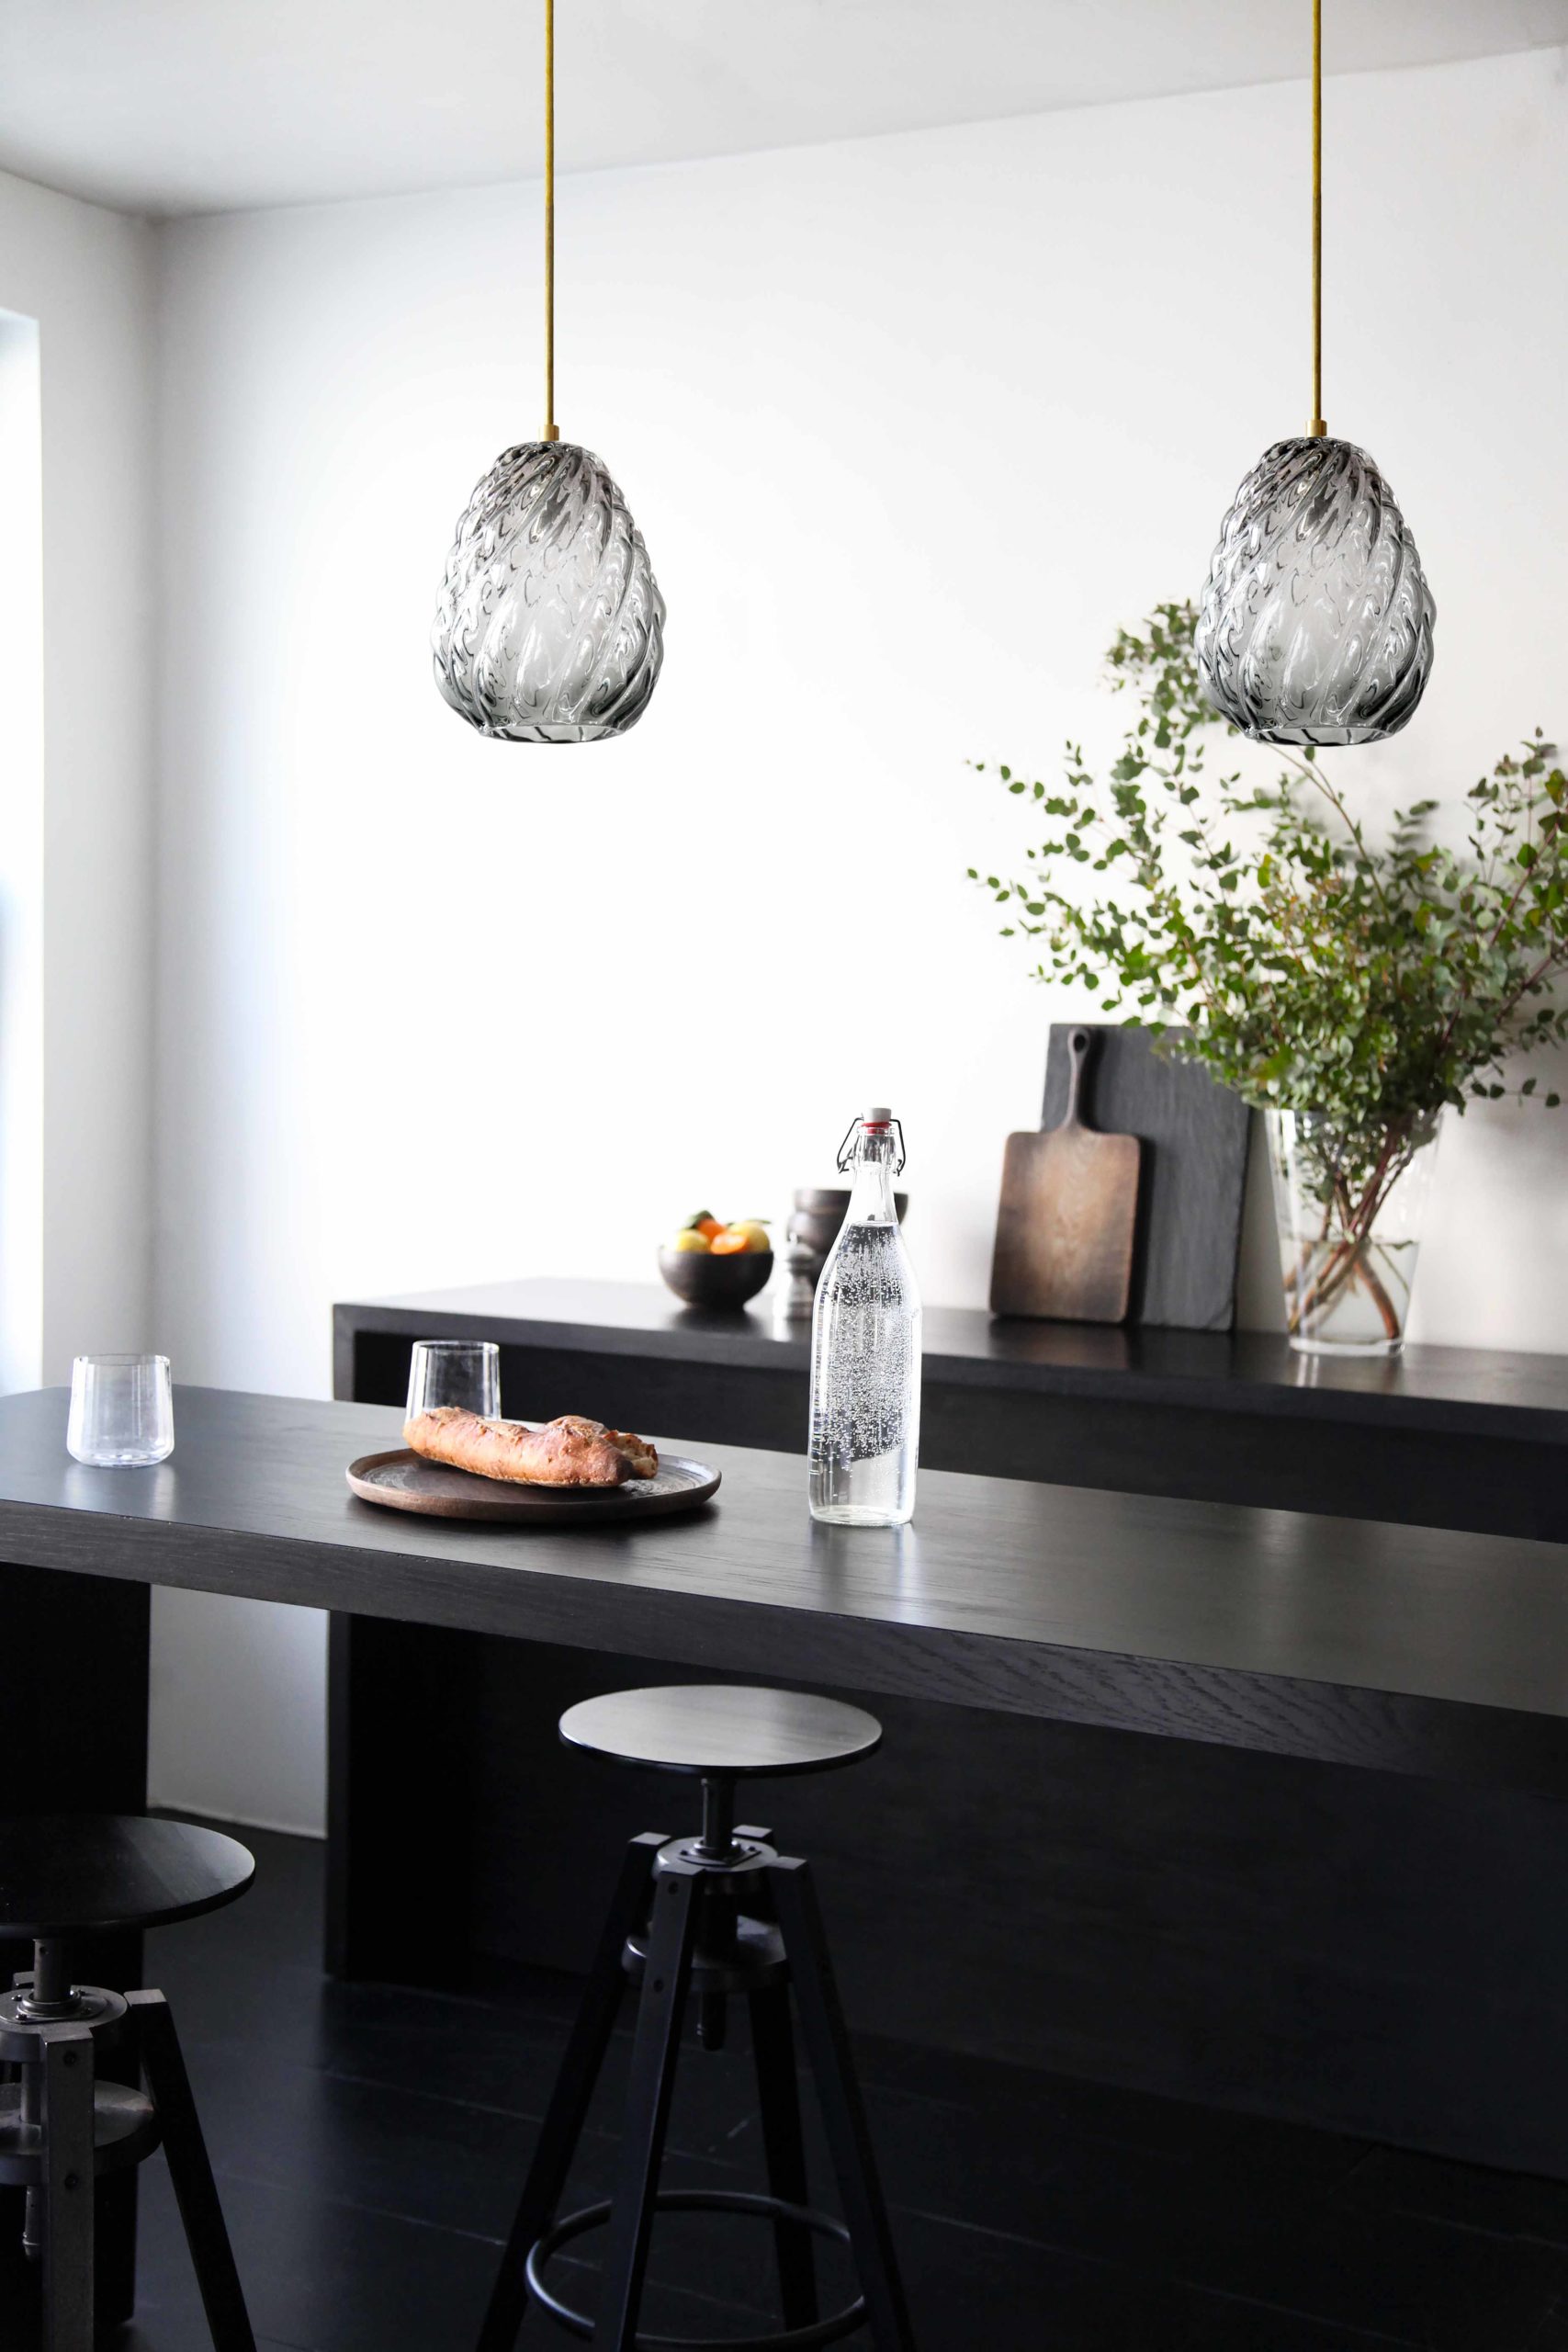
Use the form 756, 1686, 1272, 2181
404, 1407, 658, 1487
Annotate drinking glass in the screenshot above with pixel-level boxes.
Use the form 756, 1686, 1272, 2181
67, 1354, 175, 1466
406, 1340, 501, 1419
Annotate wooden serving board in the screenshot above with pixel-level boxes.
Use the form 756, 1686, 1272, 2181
345, 1447, 721, 1525
990, 1026, 1142, 1322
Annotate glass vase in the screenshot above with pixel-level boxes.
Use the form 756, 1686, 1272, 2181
1266, 1110, 1440, 1356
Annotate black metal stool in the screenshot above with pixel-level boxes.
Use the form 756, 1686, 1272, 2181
479, 1685, 916, 2352
0, 1813, 257, 2352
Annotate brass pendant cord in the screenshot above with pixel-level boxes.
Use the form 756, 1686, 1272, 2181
1308, 0, 1326, 437
543, 0, 559, 442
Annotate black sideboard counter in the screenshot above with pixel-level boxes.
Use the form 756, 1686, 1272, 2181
335, 1277, 1568, 1539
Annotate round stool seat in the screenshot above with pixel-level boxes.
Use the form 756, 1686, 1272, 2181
559, 1686, 882, 1778
0, 1815, 254, 1939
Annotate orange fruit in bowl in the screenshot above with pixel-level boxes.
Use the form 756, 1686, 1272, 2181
709, 1230, 750, 1256
726, 1220, 771, 1255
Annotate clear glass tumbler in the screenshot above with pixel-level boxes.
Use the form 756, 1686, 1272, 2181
406, 1340, 501, 1419
67, 1353, 175, 1466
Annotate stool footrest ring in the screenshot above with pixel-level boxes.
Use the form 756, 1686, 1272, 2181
525, 2188, 865, 2350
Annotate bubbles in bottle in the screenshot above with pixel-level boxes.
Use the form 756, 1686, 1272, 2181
807, 1114, 920, 1527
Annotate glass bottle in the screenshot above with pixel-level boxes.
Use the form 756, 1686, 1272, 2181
808, 1109, 921, 1526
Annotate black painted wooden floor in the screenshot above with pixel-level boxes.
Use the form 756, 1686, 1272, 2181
13, 1827, 1568, 2351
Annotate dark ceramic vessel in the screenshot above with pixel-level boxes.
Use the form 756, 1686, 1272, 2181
787, 1188, 908, 1258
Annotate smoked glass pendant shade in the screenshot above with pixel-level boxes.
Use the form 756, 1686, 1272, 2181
1196, 433, 1435, 748
1197, 0, 1438, 749
1196, 436, 1435, 747
432, 439, 665, 743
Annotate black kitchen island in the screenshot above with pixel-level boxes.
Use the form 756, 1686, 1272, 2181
6, 1379, 1568, 2188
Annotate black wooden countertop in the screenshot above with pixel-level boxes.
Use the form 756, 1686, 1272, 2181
334, 1277, 1568, 1443
6, 1385, 1568, 1796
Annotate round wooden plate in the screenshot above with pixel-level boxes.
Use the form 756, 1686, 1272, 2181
345, 1446, 721, 1525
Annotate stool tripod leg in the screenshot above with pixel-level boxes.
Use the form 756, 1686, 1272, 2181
478, 1833, 663, 2352
39, 2023, 95, 2352
597, 1864, 701, 2352
768, 1858, 916, 2352
749, 1984, 818, 2329
127, 1991, 256, 2352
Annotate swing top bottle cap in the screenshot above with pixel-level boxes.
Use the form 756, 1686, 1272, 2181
863, 1106, 893, 1127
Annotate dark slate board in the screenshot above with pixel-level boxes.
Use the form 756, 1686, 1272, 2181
1040, 1024, 1251, 1331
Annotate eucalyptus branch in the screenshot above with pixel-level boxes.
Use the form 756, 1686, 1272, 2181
969, 602, 1568, 1136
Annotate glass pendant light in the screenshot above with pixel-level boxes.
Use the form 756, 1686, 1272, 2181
432, 0, 664, 743
1195, 0, 1434, 747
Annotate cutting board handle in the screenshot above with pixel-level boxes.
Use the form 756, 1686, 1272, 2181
1059, 1026, 1093, 1134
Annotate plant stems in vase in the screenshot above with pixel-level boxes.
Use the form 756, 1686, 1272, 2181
969, 602, 1567, 1352
1267, 1110, 1439, 1354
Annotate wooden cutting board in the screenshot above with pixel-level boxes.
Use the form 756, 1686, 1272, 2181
990, 1026, 1143, 1322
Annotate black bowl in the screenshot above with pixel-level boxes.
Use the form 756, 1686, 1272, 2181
658, 1244, 773, 1310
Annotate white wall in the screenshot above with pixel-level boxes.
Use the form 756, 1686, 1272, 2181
0, 309, 44, 1396
150, 47, 1568, 1830
0, 171, 157, 1388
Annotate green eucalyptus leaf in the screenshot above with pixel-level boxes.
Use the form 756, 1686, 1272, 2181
966, 601, 1568, 1136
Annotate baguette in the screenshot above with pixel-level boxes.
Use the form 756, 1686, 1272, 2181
404, 1407, 658, 1488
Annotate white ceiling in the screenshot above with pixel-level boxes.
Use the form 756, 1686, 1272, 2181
2, 0, 1565, 220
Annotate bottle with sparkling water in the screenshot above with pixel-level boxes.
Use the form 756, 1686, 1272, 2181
808, 1108, 921, 1525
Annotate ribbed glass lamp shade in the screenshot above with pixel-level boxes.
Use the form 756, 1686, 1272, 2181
432, 440, 664, 743
1196, 436, 1435, 747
